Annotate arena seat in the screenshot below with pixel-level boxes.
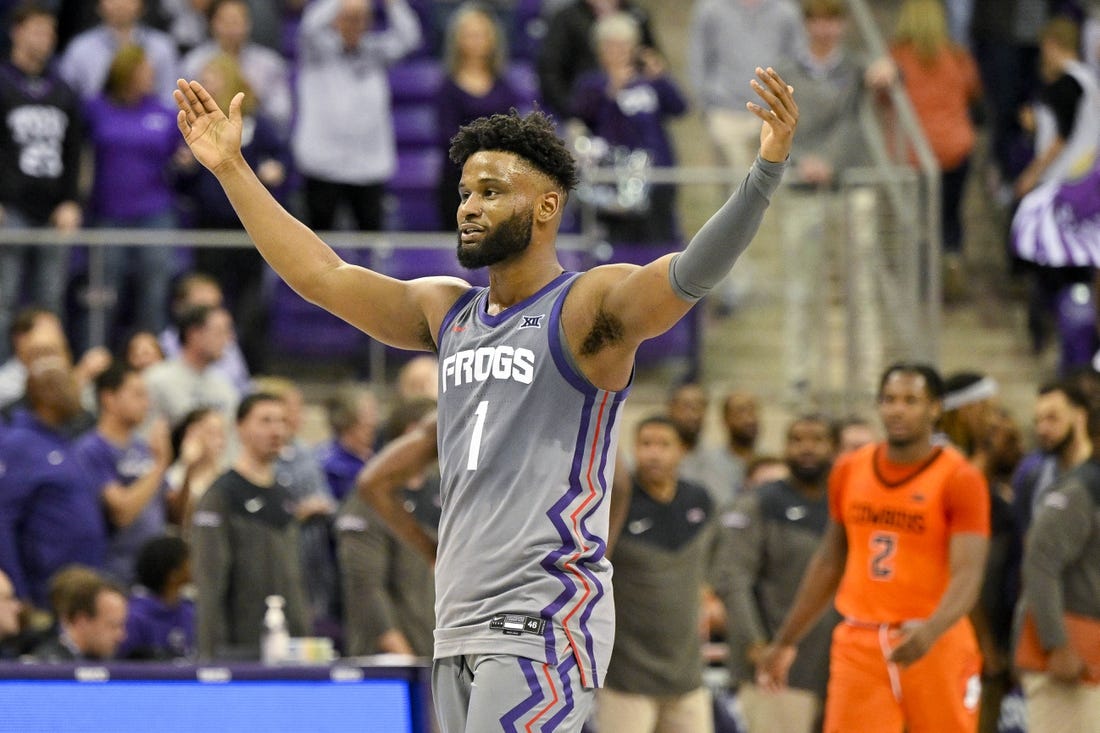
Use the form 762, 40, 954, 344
392, 104, 439, 149
266, 251, 371, 360
386, 149, 445, 231
504, 60, 541, 109
388, 59, 445, 105
511, 0, 547, 61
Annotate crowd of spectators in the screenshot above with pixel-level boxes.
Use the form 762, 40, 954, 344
0, 300, 1097, 732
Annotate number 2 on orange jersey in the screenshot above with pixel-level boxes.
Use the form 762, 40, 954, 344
869, 531, 898, 580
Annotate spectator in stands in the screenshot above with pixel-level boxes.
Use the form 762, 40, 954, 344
166, 406, 229, 527
181, 0, 292, 135
316, 384, 379, 501
715, 414, 838, 733
777, 0, 885, 396
156, 0, 211, 54
292, 0, 420, 232
84, 44, 185, 339
970, 0, 1048, 201
74, 363, 177, 585
176, 55, 287, 372
338, 397, 438, 657
159, 272, 250, 396
145, 304, 238, 430
1012, 380, 1092, 534
836, 415, 876, 454
32, 570, 127, 661
688, 0, 804, 176
0, 357, 107, 606
255, 375, 338, 636
0, 567, 25, 659
1011, 17, 1100, 376
888, 0, 982, 297
596, 415, 716, 732
666, 381, 713, 484
536, 0, 658, 118
0, 307, 110, 420
119, 535, 195, 660
192, 392, 310, 660
687, 389, 761, 507
58, 0, 178, 104
396, 354, 438, 401
123, 329, 164, 371
435, 2, 525, 228
570, 11, 687, 243
0, 4, 83, 362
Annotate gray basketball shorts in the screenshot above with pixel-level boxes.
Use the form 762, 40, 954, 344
432, 653, 594, 733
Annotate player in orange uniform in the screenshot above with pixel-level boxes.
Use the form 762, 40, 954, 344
756, 363, 990, 732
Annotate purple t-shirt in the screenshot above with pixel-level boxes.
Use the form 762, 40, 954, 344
570, 71, 687, 167
315, 440, 365, 501
73, 431, 167, 585
84, 94, 179, 221
119, 590, 195, 660
0, 410, 107, 606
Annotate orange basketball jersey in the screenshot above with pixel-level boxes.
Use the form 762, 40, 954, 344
830, 442, 990, 624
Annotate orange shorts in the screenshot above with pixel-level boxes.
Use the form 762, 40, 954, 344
824, 618, 982, 733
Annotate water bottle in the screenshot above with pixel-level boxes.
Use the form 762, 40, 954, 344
261, 595, 289, 665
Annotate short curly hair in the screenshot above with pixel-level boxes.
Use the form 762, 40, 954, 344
448, 109, 579, 192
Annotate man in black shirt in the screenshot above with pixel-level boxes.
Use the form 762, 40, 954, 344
598, 415, 717, 733
192, 392, 310, 660
0, 4, 82, 361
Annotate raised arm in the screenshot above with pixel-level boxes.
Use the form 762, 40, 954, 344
610, 66, 794, 333
173, 80, 466, 350
564, 68, 795, 388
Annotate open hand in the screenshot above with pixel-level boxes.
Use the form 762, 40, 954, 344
174, 79, 244, 174
747, 67, 798, 164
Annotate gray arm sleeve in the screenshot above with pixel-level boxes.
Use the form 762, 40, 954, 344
668, 155, 787, 301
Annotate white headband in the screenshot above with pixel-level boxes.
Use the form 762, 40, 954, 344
943, 376, 998, 411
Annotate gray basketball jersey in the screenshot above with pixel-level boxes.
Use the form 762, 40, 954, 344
434, 272, 628, 689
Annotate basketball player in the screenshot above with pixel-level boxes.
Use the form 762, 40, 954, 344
173, 66, 797, 732
757, 363, 990, 733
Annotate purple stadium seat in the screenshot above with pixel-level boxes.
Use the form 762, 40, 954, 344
386, 149, 445, 230
386, 194, 442, 232
376, 247, 474, 283
268, 280, 369, 359
392, 149, 444, 190
389, 59, 445, 105
505, 61, 541, 109
265, 251, 372, 360
511, 0, 547, 61
392, 104, 440, 149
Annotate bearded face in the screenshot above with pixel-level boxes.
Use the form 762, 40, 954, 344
456, 208, 533, 269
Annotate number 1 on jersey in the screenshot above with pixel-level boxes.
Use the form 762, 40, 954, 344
467, 400, 488, 471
